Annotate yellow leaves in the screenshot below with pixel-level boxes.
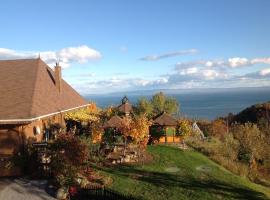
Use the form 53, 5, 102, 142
65, 103, 99, 122
88, 103, 98, 113
132, 115, 151, 141
118, 115, 151, 145
177, 119, 192, 137
119, 117, 133, 137
91, 123, 103, 143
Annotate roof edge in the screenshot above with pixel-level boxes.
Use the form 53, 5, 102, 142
0, 103, 90, 124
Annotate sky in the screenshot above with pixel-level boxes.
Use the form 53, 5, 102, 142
0, 0, 270, 94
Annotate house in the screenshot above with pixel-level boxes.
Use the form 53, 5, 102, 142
150, 112, 181, 143
0, 58, 89, 176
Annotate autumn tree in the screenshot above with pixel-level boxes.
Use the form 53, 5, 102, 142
130, 115, 151, 148
210, 119, 228, 140
118, 117, 133, 155
100, 106, 119, 123
231, 123, 265, 163
65, 102, 103, 142
177, 119, 192, 140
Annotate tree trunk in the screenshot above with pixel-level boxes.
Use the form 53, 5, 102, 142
123, 137, 127, 156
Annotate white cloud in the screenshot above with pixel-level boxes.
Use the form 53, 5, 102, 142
228, 57, 249, 68
251, 57, 270, 65
175, 57, 270, 71
259, 68, 270, 76
175, 59, 226, 70
0, 45, 102, 68
140, 49, 198, 61
180, 67, 198, 75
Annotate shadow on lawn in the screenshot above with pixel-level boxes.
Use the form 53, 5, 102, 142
94, 165, 269, 200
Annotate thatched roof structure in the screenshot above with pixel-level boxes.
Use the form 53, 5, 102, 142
152, 112, 177, 126
118, 102, 133, 114
103, 115, 123, 129
117, 96, 133, 115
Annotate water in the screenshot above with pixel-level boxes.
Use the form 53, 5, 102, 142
85, 87, 270, 120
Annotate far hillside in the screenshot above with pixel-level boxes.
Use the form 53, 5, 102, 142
230, 101, 270, 124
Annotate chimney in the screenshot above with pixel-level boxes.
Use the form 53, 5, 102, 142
54, 62, 62, 93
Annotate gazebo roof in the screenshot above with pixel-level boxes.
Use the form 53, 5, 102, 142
118, 102, 133, 114
103, 115, 123, 128
153, 112, 177, 126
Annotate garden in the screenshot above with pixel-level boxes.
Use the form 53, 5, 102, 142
14, 93, 270, 200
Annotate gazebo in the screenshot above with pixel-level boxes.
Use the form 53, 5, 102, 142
117, 96, 133, 116
103, 115, 123, 129
103, 115, 124, 144
150, 112, 180, 143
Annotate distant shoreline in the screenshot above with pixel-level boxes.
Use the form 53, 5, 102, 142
84, 87, 270, 120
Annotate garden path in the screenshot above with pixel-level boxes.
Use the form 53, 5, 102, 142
0, 178, 56, 200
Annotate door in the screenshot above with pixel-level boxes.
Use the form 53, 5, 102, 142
0, 126, 23, 176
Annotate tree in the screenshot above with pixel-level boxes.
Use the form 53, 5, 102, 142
65, 103, 104, 143
118, 117, 133, 156
136, 92, 179, 118
211, 119, 227, 140
231, 123, 265, 163
135, 97, 153, 118
164, 96, 179, 115
100, 106, 119, 123
130, 115, 151, 148
177, 119, 192, 138
151, 92, 166, 115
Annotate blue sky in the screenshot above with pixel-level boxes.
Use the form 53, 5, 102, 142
0, 0, 270, 94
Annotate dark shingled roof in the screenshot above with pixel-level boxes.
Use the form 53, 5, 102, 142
103, 115, 123, 128
0, 58, 88, 123
153, 112, 177, 126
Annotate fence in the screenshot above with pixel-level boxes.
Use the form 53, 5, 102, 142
71, 186, 139, 200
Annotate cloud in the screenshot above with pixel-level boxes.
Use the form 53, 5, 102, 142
175, 57, 270, 70
242, 68, 270, 78
72, 76, 169, 94
251, 57, 270, 65
73, 55, 270, 94
140, 49, 198, 61
179, 67, 198, 75
175, 60, 225, 70
0, 45, 102, 68
259, 68, 270, 76
228, 57, 249, 68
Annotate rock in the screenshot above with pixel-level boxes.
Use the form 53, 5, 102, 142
56, 187, 69, 200
124, 157, 130, 163
120, 157, 125, 163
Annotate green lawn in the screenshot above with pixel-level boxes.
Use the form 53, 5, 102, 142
95, 145, 270, 200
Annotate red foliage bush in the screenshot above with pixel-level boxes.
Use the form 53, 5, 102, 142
50, 133, 89, 187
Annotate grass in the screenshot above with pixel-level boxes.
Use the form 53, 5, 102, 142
95, 145, 270, 200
